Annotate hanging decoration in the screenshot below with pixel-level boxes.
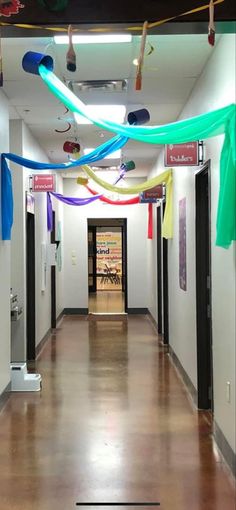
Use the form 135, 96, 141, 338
66, 24, 76, 72
63, 141, 80, 153
135, 20, 148, 91
0, 0, 225, 32
55, 121, 71, 133
0, 0, 24, 17
30, 55, 235, 248
2, 38, 235, 248
77, 176, 89, 185
208, 0, 216, 46
114, 160, 136, 185
86, 185, 140, 206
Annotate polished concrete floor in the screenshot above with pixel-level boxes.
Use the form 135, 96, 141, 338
0, 315, 235, 510
89, 290, 124, 313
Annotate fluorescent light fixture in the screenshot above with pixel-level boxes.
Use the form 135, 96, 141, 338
84, 148, 121, 160
54, 34, 132, 44
74, 105, 126, 125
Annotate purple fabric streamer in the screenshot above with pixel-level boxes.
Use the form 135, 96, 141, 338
47, 192, 53, 232
47, 191, 102, 231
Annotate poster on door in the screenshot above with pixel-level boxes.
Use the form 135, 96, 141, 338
96, 232, 122, 275
179, 197, 187, 291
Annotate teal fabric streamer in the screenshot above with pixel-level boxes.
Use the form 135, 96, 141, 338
38, 62, 236, 248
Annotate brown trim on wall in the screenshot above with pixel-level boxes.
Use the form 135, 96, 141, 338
169, 345, 198, 406
0, 382, 11, 413
214, 421, 236, 477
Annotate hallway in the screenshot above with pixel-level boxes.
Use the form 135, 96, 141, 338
0, 316, 235, 510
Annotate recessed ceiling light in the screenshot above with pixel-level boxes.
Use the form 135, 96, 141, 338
84, 148, 121, 160
54, 34, 132, 44
74, 105, 126, 125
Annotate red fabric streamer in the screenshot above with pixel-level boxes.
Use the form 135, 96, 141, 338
86, 185, 140, 205
148, 202, 153, 239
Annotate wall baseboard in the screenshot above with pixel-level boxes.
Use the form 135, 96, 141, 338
127, 308, 148, 314
0, 382, 11, 413
63, 308, 88, 315
56, 310, 64, 325
214, 420, 236, 477
36, 327, 52, 358
147, 310, 158, 331
169, 344, 198, 406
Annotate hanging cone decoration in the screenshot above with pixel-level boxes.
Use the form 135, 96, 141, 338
63, 141, 80, 153
77, 176, 89, 185
66, 24, 76, 72
135, 20, 148, 91
208, 0, 215, 46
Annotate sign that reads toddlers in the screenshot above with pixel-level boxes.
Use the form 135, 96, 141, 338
165, 142, 199, 166
32, 174, 55, 192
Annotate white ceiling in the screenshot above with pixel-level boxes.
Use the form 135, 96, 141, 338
2, 34, 216, 176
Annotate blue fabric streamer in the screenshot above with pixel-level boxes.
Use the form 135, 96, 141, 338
1, 134, 128, 240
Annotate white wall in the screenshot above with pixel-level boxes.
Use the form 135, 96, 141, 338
10, 120, 64, 361
62, 177, 148, 310
0, 90, 11, 393
148, 35, 236, 453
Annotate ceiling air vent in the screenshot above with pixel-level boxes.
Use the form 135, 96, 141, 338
67, 79, 127, 92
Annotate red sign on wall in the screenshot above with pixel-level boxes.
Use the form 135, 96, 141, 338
32, 174, 55, 192
165, 142, 199, 166
143, 184, 163, 200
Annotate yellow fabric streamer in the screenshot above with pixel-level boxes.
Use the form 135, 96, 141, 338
0, 0, 224, 33
82, 164, 173, 239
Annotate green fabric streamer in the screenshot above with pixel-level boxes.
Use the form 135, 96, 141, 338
39, 63, 236, 248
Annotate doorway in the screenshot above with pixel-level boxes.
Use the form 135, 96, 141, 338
156, 203, 169, 344
26, 212, 36, 361
195, 161, 213, 410
88, 219, 127, 313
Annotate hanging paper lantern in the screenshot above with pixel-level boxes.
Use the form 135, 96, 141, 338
37, 0, 68, 12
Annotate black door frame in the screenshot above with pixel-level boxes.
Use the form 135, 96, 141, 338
87, 219, 128, 312
163, 228, 169, 345
156, 202, 169, 343
195, 160, 213, 410
51, 210, 56, 329
26, 212, 36, 361
121, 219, 128, 313
88, 226, 97, 293
156, 205, 163, 334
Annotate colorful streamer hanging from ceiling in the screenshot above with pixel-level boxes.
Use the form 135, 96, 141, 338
33, 53, 236, 248
1, 47, 235, 248
0, 0, 225, 33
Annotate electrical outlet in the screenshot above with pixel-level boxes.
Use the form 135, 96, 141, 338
226, 381, 231, 403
